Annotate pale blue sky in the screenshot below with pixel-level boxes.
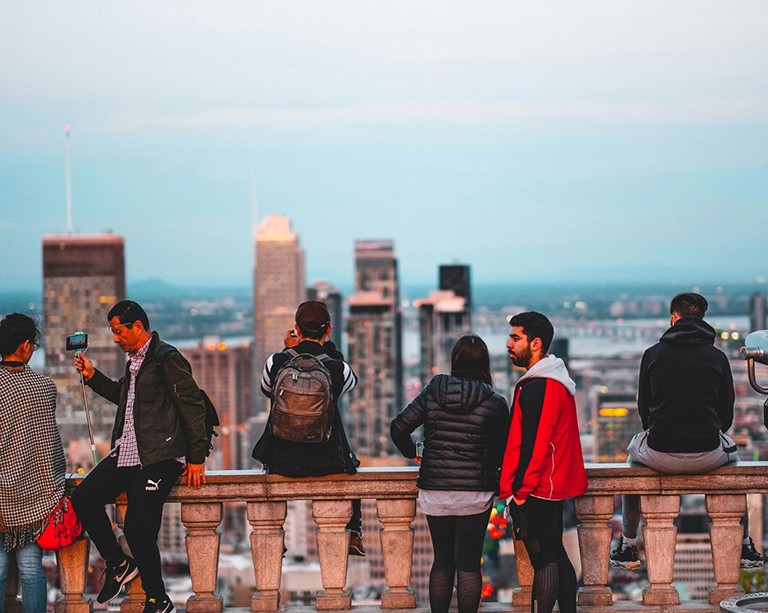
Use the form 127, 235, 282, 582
2, 1, 767, 290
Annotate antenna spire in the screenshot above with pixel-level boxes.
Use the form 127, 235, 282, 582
65, 124, 72, 233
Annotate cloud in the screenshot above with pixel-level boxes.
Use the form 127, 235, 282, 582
97, 96, 768, 135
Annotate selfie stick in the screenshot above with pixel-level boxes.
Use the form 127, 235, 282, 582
76, 349, 99, 466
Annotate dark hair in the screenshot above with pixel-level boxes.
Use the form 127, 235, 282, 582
508, 311, 554, 354
670, 293, 708, 318
0, 313, 40, 357
108, 300, 150, 330
450, 335, 493, 386
297, 322, 329, 340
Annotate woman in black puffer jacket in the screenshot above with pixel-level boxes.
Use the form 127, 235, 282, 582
391, 335, 510, 613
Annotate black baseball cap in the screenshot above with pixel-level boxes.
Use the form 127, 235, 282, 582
295, 300, 331, 330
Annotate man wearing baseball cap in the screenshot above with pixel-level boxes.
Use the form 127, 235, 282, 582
252, 300, 365, 556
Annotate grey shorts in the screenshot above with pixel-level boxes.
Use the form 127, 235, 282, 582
627, 430, 738, 474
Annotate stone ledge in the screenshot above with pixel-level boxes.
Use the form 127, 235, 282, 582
162, 603, 721, 613
64, 462, 768, 503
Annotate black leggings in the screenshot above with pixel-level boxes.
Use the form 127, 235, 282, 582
514, 498, 577, 613
425, 507, 492, 613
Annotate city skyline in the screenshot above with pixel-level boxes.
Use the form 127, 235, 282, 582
2, 2, 767, 291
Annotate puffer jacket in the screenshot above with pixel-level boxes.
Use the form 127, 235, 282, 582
390, 374, 510, 492
87, 332, 208, 466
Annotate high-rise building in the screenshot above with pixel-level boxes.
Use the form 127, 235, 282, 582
185, 336, 253, 471
42, 234, 125, 448
591, 387, 641, 463
414, 289, 471, 386
550, 337, 570, 370
750, 292, 767, 333
346, 240, 403, 458
439, 264, 471, 309
306, 280, 343, 349
253, 215, 305, 412
185, 336, 254, 544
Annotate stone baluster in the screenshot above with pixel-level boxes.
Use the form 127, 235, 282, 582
247, 501, 287, 612
640, 494, 680, 606
706, 493, 746, 604
115, 502, 144, 613
511, 539, 533, 608
181, 502, 223, 613
4, 557, 21, 613
575, 495, 614, 606
376, 498, 417, 609
55, 537, 92, 613
313, 500, 352, 610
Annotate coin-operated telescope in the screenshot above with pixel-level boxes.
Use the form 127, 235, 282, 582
741, 330, 768, 395
741, 330, 768, 429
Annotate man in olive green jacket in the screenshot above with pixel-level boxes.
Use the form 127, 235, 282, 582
72, 300, 206, 613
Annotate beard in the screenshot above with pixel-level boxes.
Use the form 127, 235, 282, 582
509, 346, 533, 368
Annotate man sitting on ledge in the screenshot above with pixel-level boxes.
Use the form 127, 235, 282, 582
610, 292, 764, 571
252, 300, 365, 556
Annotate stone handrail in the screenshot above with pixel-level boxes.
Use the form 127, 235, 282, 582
576, 462, 767, 609
6, 463, 768, 612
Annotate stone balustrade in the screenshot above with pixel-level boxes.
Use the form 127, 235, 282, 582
5, 463, 768, 613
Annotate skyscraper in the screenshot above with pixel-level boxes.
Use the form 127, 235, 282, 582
439, 264, 471, 308
253, 215, 305, 412
306, 280, 343, 349
415, 289, 471, 386
591, 387, 641, 463
750, 292, 767, 333
185, 337, 253, 471
346, 240, 402, 458
42, 233, 125, 446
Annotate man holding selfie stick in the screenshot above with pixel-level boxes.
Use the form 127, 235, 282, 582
71, 300, 207, 613
66, 331, 99, 467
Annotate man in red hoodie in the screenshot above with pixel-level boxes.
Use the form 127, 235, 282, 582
500, 311, 587, 613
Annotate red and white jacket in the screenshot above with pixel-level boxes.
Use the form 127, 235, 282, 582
499, 355, 587, 502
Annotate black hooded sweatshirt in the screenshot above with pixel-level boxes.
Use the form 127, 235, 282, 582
390, 374, 510, 492
638, 316, 735, 453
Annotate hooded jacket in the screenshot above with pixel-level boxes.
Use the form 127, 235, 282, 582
638, 316, 734, 453
390, 375, 510, 492
499, 355, 587, 502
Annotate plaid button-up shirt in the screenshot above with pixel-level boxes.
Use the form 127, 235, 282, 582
115, 336, 152, 467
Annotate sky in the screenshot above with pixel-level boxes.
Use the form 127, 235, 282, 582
2, 1, 767, 291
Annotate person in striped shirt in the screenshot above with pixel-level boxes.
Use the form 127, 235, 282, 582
252, 300, 364, 556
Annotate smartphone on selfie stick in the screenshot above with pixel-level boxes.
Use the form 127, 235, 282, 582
66, 332, 98, 466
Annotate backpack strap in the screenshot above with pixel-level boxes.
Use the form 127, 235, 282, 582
154, 343, 183, 404
155, 344, 178, 381
285, 348, 330, 362
156, 343, 178, 364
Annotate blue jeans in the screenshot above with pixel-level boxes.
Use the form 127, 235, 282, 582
0, 536, 47, 613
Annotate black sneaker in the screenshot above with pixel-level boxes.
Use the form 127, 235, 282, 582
143, 596, 175, 613
741, 537, 765, 569
610, 536, 641, 571
97, 557, 139, 603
